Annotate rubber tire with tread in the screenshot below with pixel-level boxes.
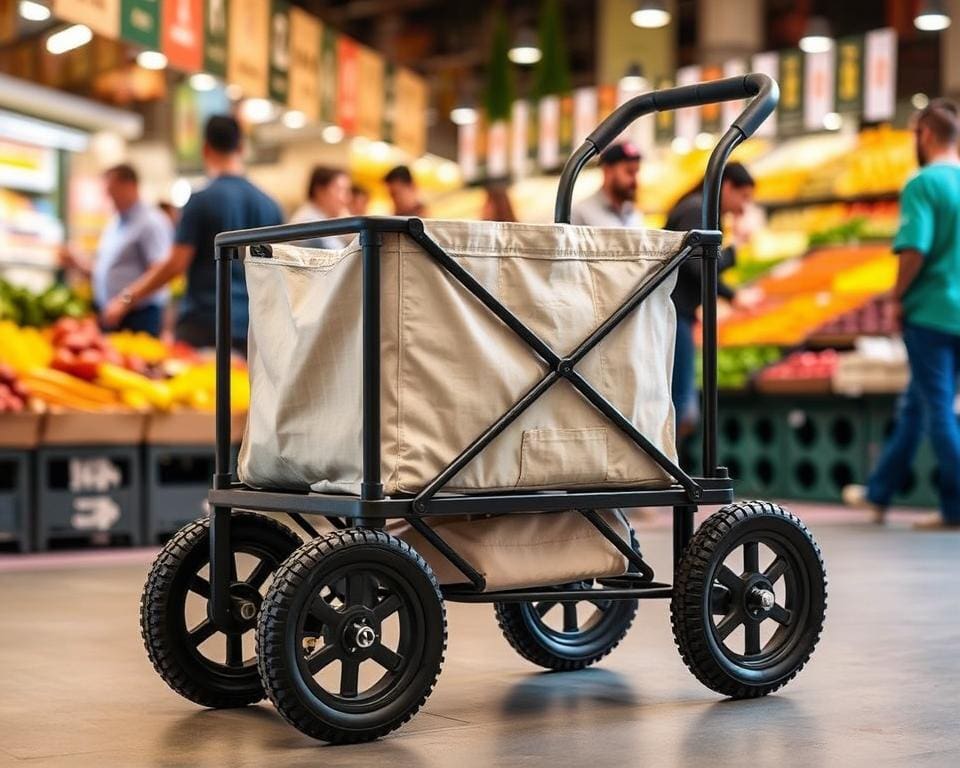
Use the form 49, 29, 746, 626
670, 500, 827, 699
256, 528, 447, 744
140, 512, 302, 708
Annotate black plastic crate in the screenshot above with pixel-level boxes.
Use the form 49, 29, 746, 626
0, 450, 33, 552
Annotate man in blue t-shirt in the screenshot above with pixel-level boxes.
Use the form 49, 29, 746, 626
103, 115, 282, 349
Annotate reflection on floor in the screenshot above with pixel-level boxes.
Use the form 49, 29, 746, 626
1, 504, 958, 767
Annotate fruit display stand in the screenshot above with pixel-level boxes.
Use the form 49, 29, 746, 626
142, 410, 246, 544
34, 411, 146, 550
0, 412, 42, 551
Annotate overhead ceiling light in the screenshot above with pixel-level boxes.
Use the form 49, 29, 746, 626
240, 98, 276, 124
822, 112, 842, 131
619, 62, 646, 92
450, 104, 478, 125
915, 0, 951, 30
46, 24, 92, 55
282, 110, 307, 129
799, 16, 833, 53
694, 132, 716, 150
19, 1, 51, 22
912, 92, 930, 110
671, 136, 691, 155
508, 27, 541, 65
189, 72, 218, 92
321, 124, 345, 143
136, 50, 168, 70
631, 0, 671, 29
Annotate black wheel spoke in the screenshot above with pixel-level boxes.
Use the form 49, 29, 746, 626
710, 585, 732, 615
743, 541, 760, 574
715, 564, 742, 593
769, 604, 792, 626
245, 557, 275, 590
369, 643, 404, 672
715, 610, 743, 641
346, 573, 373, 608
306, 643, 339, 674
744, 620, 762, 655
764, 556, 788, 585
188, 619, 218, 646
226, 632, 243, 667
340, 657, 360, 697
536, 600, 558, 617
588, 599, 612, 611
373, 594, 402, 622
189, 575, 211, 598
309, 595, 341, 627
562, 603, 579, 632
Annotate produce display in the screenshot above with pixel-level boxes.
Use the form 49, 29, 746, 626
0, 279, 88, 326
712, 346, 782, 389
757, 350, 839, 384
810, 294, 898, 339
0, 364, 28, 413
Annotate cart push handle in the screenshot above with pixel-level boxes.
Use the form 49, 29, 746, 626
554, 72, 779, 226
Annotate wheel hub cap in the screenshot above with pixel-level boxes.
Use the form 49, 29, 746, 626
750, 586, 776, 611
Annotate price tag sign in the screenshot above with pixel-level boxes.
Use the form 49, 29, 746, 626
68, 457, 124, 532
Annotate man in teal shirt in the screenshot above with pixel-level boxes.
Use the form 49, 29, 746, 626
893, 98, 960, 529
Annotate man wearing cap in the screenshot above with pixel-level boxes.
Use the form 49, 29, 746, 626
571, 142, 642, 228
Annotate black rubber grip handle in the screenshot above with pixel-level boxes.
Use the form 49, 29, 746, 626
586, 73, 778, 153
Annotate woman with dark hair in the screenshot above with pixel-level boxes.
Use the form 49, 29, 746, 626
481, 185, 518, 222
289, 166, 352, 248
664, 161, 760, 438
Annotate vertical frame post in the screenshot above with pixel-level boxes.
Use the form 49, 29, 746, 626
673, 505, 695, 570
360, 227, 383, 503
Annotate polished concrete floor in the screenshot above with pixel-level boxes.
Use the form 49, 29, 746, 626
1, 505, 958, 768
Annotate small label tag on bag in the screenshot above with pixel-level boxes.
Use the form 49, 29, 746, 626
250, 244, 273, 259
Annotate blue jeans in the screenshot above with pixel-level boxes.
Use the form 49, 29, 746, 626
672, 314, 698, 429
866, 379, 924, 507
903, 323, 960, 523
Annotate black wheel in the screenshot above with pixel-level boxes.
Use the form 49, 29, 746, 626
140, 512, 302, 708
256, 528, 446, 744
671, 500, 827, 698
494, 582, 638, 671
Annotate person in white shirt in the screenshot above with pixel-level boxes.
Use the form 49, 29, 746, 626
571, 141, 642, 228
289, 166, 352, 248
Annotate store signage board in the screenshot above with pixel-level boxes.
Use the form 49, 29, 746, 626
458, 120, 478, 182
0, 139, 57, 193
699, 64, 724, 134
268, 0, 290, 105
227, 0, 269, 98
287, 6, 320, 121
355, 44, 383, 139
381, 62, 395, 143
203, 0, 228, 77
835, 35, 864, 115
537, 95, 561, 171
174, 79, 230, 170
721, 58, 748, 130
53, 0, 121, 39
510, 99, 529, 179
487, 120, 508, 179
750, 51, 778, 137
163, 0, 203, 73
777, 49, 804, 136
863, 28, 896, 122
319, 25, 338, 125
120, 0, 160, 49
674, 65, 701, 143
803, 48, 835, 131
394, 67, 427, 157
336, 36, 359, 134
572, 86, 597, 147
653, 77, 674, 144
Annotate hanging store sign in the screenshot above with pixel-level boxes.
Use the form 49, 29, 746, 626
163, 0, 203, 73
864, 27, 896, 122
510, 99, 530, 179
777, 49, 804, 135
335, 36, 359, 134
537, 95, 561, 171
487, 120, 508, 178
699, 64, 724, 134
572, 87, 598, 148
268, 1, 290, 105
654, 77, 675, 145
674, 65, 701, 143
803, 48, 835, 131
120, 0, 160, 49
227, 0, 268, 98
750, 51, 779, 137
53, 0, 121, 39
458, 119, 478, 182
835, 35, 864, 115
356, 44, 384, 139
721, 58, 748, 129
287, 6, 320, 121
203, 0, 228, 77
319, 25, 338, 124
393, 67, 427, 157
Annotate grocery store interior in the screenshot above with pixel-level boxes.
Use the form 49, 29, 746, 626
1, 1, 959, 766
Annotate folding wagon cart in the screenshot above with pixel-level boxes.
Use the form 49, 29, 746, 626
140, 73, 827, 744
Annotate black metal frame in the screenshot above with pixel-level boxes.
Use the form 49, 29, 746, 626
205, 73, 779, 628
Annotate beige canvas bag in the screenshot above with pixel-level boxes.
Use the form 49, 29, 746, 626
238, 219, 684, 496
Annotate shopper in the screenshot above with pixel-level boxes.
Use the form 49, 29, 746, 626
664, 162, 757, 437
61, 164, 172, 336
348, 184, 370, 216
481, 184, 517, 222
571, 141, 641, 227
289, 166, 352, 249
384, 165, 426, 217
102, 115, 283, 351
886, 98, 960, 530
